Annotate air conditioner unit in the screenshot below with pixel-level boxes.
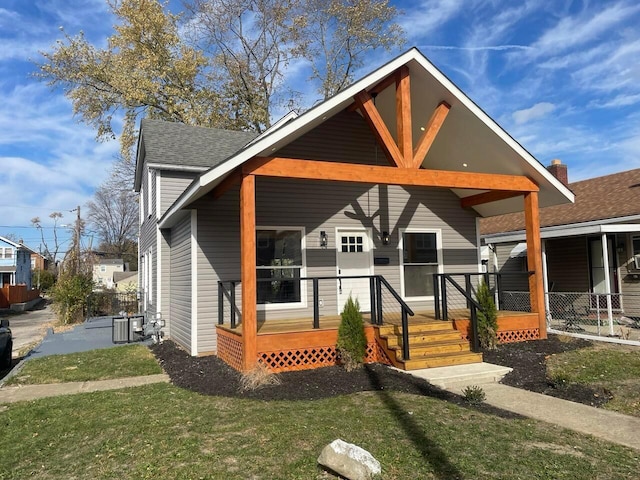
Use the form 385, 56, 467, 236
634, 254, 640, 270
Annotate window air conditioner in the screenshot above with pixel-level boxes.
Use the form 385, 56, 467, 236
634, 254, 640, 270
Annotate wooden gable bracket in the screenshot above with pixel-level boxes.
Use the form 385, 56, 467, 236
412, 102, 450, 169
460, 190, 527, 209
354, 89, 405, 168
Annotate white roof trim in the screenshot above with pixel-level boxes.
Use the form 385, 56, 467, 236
485, 221, 640, 244
159, 47, 574, 228
146, 163, 209, 172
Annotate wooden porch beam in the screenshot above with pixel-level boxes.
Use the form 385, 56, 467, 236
211, 168, 241, 200
240, 173, 257, 371
460, 190, 524, 209
412, 102, 450, 169
524, 191, 546, 339
244, 156, 539, 192
354, 90, 405, 168
396, 66, 412, 167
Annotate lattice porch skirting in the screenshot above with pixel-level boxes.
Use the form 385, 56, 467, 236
458, 328, 540, 344
216, 325, 391, 372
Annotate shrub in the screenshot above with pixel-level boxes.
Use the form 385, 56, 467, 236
336, 296, 367, 371
476, 281, 498, 350
50, 272, 93, 324
462, 385, 486, 405
239, 362, 281, 391
32, 269, 56, 292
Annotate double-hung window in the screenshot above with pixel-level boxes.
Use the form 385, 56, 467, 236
256, 228, 305, 306
400, 230, 442, 299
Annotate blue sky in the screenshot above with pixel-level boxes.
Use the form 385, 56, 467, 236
1, 0, 640, 254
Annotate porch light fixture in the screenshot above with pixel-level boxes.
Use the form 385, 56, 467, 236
320, 231, 328, 248
382, 231, 390, 245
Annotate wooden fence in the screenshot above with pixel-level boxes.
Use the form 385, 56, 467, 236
0, 284, 41, 308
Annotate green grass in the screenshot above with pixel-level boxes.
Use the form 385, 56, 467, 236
0, 383, 638, 479
6, 345, 163, 385
547, 342, 640, 416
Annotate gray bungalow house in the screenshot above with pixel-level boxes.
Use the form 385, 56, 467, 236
135, 48, 574, 372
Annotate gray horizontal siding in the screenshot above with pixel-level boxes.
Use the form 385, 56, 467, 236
159, 171, 198, 217
194, 177, 479, 345
170, 214, 192, 352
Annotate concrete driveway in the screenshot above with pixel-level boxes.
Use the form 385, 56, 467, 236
1, 301, 57, 358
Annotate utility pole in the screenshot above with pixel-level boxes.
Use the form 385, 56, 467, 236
75, 205, 81, 273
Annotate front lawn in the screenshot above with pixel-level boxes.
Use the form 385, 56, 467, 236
546, 341, 640, 416
5, 345, 162, 385
1, 382, 638, 479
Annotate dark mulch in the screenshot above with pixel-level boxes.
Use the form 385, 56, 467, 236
151, 334, 611, 409
483, 335, 614, 407
150, 341, 521, 417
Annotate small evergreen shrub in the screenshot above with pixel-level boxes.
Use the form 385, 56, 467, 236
336, 296, 367, 371
476, 281, 498, 350
462, 385, 486, 405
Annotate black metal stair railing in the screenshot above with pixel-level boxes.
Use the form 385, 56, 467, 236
217, 275, 415, 360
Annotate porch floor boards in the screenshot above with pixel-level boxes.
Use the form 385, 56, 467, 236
217, 309, 535, 335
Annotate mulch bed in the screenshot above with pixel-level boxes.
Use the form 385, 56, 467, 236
150, 341, 520, 417
483, 335, 613, 407
151, 334, 610, 409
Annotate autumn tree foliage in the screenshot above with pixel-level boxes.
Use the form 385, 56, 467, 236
37, 0, 405, 159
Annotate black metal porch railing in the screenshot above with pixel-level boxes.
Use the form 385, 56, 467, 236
217, 274, 415, 360
432, 274, 482, 352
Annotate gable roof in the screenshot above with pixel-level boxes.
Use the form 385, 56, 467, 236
113, 271, 137, 283
134, 119, 258, 191
481, 168, 640, 237
157, 47, 574, 228
0, 236, 31, 251
96, 258, 125, 266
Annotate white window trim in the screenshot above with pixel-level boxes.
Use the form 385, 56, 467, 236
398, 228, 444, 301
147, 169, 153, 219
256, 226, 307, 311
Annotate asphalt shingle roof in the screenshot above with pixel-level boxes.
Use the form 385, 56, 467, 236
480, 168, 640, 235
140, 119, 258, 169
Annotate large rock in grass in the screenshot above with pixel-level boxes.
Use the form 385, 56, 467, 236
317, 439, 381, 480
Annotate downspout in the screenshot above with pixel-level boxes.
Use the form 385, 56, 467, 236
541, 239, 550, 325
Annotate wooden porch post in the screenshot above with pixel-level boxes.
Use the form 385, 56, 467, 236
524, 191, 546, 339
240, 174, 257, 371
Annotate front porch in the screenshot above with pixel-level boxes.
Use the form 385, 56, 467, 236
216, 308, 540, 372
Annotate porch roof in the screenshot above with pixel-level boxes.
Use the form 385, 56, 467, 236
158, 48, 574, 229
481, 167, 640, 242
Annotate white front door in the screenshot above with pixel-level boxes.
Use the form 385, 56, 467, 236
336, 229, 372, 313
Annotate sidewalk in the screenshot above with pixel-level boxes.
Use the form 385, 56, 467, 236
411, 363, 640, 452
0, 373, 170, 404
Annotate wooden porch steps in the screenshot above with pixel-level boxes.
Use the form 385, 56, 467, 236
376, 320, 483, 370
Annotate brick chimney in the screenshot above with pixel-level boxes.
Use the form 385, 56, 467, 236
547, 159, 568, 186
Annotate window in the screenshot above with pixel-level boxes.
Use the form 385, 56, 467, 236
341, 235, 364, 253
400, 230, 441, 298
2, 248, 14, 259
633, 236, 640, 270
100, 265, 106, 272
256, 228, 305, 306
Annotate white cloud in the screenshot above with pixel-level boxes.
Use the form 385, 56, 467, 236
527, 2, 640, 60
399, 0, 470, 40
512, 102, 556, 125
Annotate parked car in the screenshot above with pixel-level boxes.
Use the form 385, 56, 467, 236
0, 319, 12, 368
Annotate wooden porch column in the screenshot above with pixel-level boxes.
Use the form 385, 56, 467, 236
524, 191, 546, 339
240, 174, 257, 371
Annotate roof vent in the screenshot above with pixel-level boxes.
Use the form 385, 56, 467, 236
547, 159, 568, 186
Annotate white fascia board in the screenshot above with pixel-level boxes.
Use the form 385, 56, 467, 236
485, 221, 640, 244
409, 54, 574, 205
146, 163, 209, 173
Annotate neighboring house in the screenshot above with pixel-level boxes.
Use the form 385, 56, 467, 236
113, 271, 138, 293
135, 48, 574, 372
481, 163, 640, 332
0, 236, 32, 289
30, 252, 49, 272
92, 259, 125, 290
